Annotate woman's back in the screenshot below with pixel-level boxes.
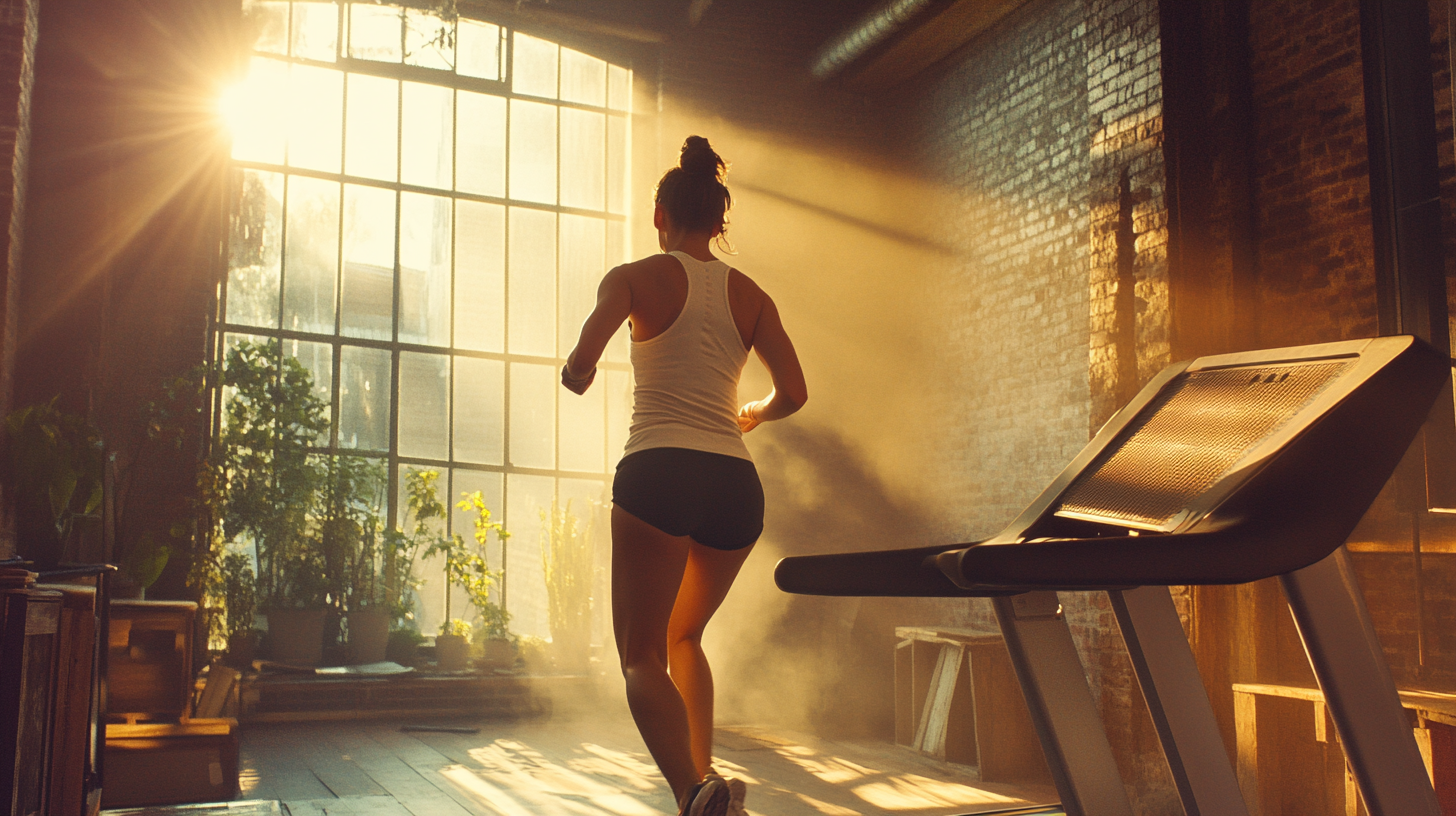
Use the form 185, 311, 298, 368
623, 251, 754, 461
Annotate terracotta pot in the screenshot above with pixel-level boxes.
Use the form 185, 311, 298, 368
479, 637, 516, 669
346, 609, 390, 665
435, 634, 470, 671
264, 608, 326, 666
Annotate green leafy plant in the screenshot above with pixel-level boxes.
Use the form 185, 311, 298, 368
3, 399, 105, 562
219, 551, 257, 639
211, 340, 329, 609
424, 488, 511, 640
540, 498, 595, 665
315, 453, 387, 615
455, 490, 512, 641
440, 617, 472, 639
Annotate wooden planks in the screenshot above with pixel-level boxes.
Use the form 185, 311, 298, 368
241, 715, 1060, 816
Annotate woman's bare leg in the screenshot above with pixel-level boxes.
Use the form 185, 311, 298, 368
611, 505, 700, 807
668, 539, 755, 777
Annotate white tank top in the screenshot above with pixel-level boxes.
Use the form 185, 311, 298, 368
622, 251, 752, 461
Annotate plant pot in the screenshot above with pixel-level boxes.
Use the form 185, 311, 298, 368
386, 630, 420, 666
225, 631, 259, 671
347, 609, 390, 665
264, 608, 326, 666
435, 634, 470, 671
479, 637, 515, 669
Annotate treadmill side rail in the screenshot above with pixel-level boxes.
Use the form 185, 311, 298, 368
1280, 548, 1440, 816
992, 592, 1133, 816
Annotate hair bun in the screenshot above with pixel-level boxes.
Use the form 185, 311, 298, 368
680, 136, 724, 178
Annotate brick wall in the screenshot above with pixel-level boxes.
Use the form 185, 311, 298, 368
1247, 0, 1379, 348
915, 0, 1092, 544
909, 0, 1176, 809
0, 0, 37, 560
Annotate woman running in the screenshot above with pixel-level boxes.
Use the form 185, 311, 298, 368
561, 136, 807, 816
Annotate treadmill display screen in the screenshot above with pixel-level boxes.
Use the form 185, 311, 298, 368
1055, 360, 1351, 530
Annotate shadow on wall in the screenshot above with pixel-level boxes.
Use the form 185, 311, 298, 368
705, 423, 977, 740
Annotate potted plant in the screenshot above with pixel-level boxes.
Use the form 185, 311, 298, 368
436, 617, 472, 671
457, 490, 514, 668
3, 399, 105, 570
211, 340, 330, 665
540, 498, 595, 673
311, 453, 389, 664
220, 551, 258, 669
426, 488, 511, 671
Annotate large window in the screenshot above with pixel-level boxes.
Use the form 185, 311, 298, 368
222, 1, 633, 638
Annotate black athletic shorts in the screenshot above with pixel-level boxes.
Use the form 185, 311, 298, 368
612, 447, 764, 551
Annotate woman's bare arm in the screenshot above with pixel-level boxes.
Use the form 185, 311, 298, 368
562, 266, 632, 394
738, 293, 807, 432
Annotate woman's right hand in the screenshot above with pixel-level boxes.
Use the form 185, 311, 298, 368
737, 402, 762, 433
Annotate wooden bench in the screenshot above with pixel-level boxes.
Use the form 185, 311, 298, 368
1233, 682, 1456, 815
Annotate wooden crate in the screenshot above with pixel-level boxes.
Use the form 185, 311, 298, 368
108, 601, 195, 720
0, 587, 63, 816
894, 626, 1050, 783
102, 719, 239, 808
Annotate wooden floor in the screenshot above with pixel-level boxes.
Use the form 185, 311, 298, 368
239, 708, 1059, 816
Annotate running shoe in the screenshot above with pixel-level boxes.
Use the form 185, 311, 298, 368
681, 776, 730, 816
710, 774, 746, 816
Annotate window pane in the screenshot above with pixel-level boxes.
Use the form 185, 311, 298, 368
560, 108, 604, 211
508, 99, 556, 204
246, 0, 289, 54
227, 169, 283, 328
512, 32, 557, 99
229, 57, 288, 164
398, 351, 449, 460
339, 344, 390, 450
404, 8, 453, 70
505, 472, 554, 638
608, 64, 631, 112
348, 3, 401, 62
220, 333, 274, 433
451, 469, 504, 602
282, 175, 339, 334
291, 1, 338, 62
508, 207, 556, 356
560, 48, 606, 107
398, 192, 451, 346
454, 200, 505, 352
287, 64, 343, 173
456, 91, 505, 197
559, 376, 604, 472
453, 356, 504, 464
401, 82, 453, 190
509, 363, 555, 469
558, 214, 603, 354
604, 219, 628, 363
400, 464, 448, 634
285, 338, 334, 441
606, 369, 631, 463
457, 19, 501, 81
341, 184, 395, 340
345, 73, 398, 182
607, 115, 628, 215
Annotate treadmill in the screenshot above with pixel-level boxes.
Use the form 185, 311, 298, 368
775, 336, 1448, 816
